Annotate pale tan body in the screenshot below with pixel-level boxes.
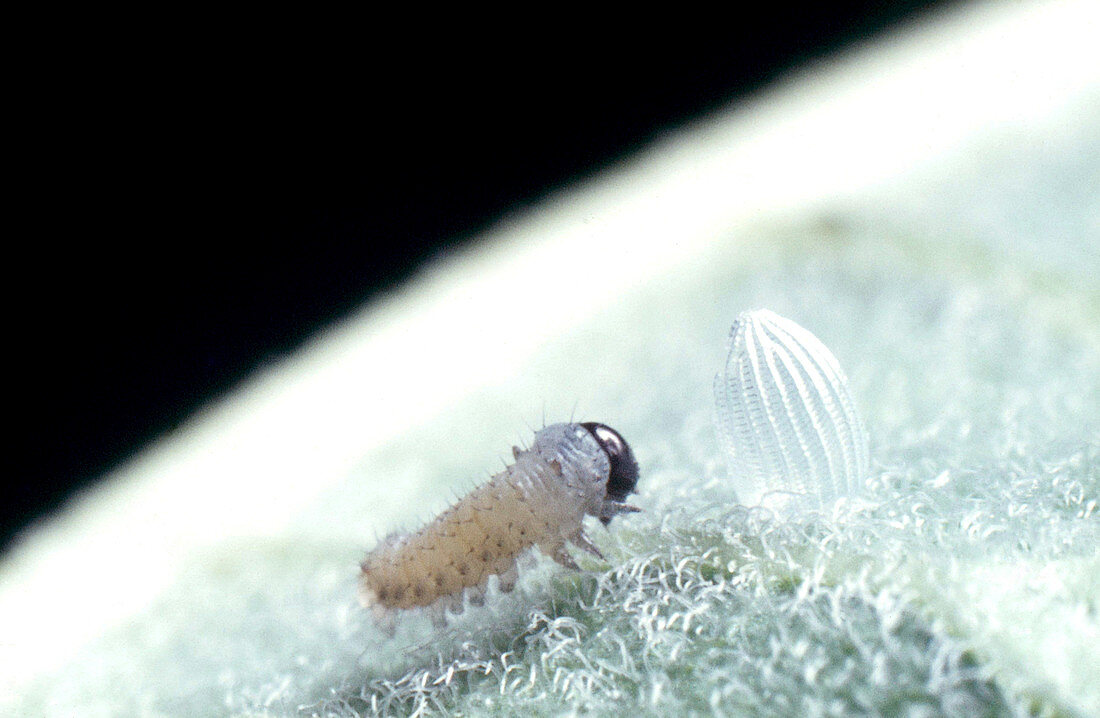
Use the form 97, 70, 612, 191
358, 423, 631, 622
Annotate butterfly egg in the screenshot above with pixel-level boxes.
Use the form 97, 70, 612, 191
713, 309, 869, 512
358, 422, 640, 625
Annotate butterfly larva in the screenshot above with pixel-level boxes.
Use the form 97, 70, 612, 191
358, 422, 640, 625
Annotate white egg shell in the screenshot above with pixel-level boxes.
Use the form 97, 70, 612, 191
713, 309, 869, 510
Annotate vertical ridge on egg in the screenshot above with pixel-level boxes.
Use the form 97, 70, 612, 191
714, 309, 869, 509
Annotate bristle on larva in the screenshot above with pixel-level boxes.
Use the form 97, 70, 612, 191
358, 423, 640, 623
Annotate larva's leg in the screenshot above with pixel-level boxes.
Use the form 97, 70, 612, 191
426, 603, 447, 628
371, 605, 397, 637
517, 550, 539, 571
570, 529, 604, 560
549, 543, 580, 570
444, 593, 464, 616
498, 565, 519, 593
466, 584, 486, 606
598, 500, 642, 526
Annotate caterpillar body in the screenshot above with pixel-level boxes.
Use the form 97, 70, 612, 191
358, 422, 640, 625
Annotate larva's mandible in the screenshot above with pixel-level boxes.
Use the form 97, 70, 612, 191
358, 422, 640, 623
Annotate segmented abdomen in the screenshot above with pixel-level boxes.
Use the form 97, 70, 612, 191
359, 452, 581, 611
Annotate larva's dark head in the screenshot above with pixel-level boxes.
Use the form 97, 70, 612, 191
582, 422, 639, 510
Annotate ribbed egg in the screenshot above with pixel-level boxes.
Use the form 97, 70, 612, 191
713, 309, 869, 510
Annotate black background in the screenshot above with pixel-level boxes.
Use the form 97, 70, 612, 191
6, 2, 957, 549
